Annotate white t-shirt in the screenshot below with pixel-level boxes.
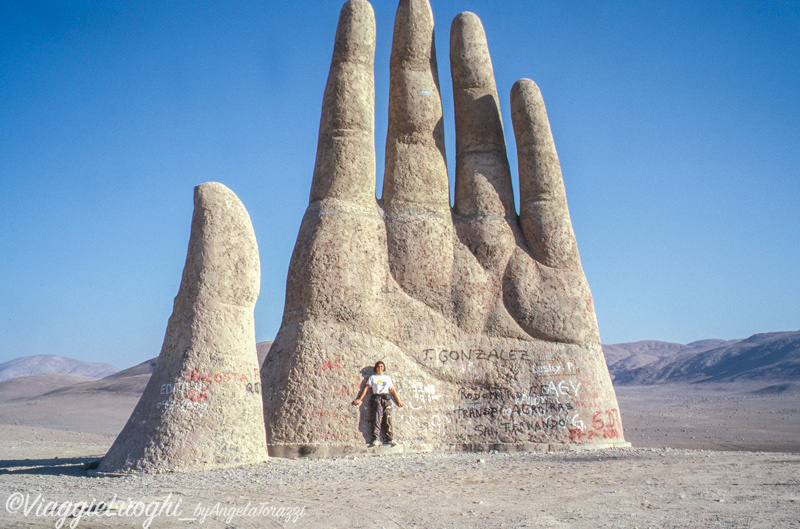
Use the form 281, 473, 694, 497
368, 374, 393, 395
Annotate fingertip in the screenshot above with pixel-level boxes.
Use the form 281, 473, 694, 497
451, 10, 481, 36
511, 78, 546, 130
511, 78, 541, 109
451, 11, 482, 37
512, 77, 540, 93
391, 0, 435, 67
333, 0, 376, 65
450, 12, 492, 89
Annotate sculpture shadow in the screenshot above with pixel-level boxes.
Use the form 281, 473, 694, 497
355, 366, 376, 444
0, 457, 96, 477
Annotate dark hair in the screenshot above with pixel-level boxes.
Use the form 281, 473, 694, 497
373, 361, 385, 371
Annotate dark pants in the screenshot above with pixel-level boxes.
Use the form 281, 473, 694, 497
372, 394, 393, 442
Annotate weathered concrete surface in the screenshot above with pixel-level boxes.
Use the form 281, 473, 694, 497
262, 0, 625, 458
99, 182, 267, 473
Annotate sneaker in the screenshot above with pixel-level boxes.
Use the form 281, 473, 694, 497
370, 440, 382, 447
389, 440, 398, 447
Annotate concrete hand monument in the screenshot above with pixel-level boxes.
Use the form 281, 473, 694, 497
99, 182, 268, 473
263, 0, 626, 456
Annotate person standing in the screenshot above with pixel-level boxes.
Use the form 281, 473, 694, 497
352, 361, 404, 446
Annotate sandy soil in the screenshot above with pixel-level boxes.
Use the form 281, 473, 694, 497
1, 447, 798, 528
0, 382, 798, 528
616, 382, 800, 453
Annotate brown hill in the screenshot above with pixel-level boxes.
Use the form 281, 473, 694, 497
602, 339, 742, 379
612, 331, 800, 385
0, 373, 96, 403
0, 354, 118, 382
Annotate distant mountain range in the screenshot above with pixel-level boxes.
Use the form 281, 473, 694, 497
1, 334, 797, 390
604, 331, 800, 385
0, 354, 118, 382
602, 339, 741, 379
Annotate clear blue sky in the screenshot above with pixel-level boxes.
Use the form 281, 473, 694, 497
2, 0, 798, 368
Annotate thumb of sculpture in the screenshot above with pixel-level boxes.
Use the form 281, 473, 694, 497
97, 182, 268, 474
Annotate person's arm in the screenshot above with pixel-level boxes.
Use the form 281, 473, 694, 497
352, 382, 370, 406
389, 386, 404, 407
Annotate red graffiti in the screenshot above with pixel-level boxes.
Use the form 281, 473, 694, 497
298, 358, 347, 377
320, 358, 345, 371
186, 368, 257, 385
569, 428, 620, 441
186, 387, 208, 403
307, 407, 351, 423
569, 409, 622, 441
592, 409, 618, 430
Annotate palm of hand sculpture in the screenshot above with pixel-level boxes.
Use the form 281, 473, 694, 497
262, 0, 625, 456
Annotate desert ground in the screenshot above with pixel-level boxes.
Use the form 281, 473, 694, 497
0, 373, 798, 528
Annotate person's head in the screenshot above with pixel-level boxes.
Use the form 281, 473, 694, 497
374, 361, 385, 374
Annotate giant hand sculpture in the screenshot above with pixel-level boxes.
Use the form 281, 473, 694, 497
262, 0, 625, 456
